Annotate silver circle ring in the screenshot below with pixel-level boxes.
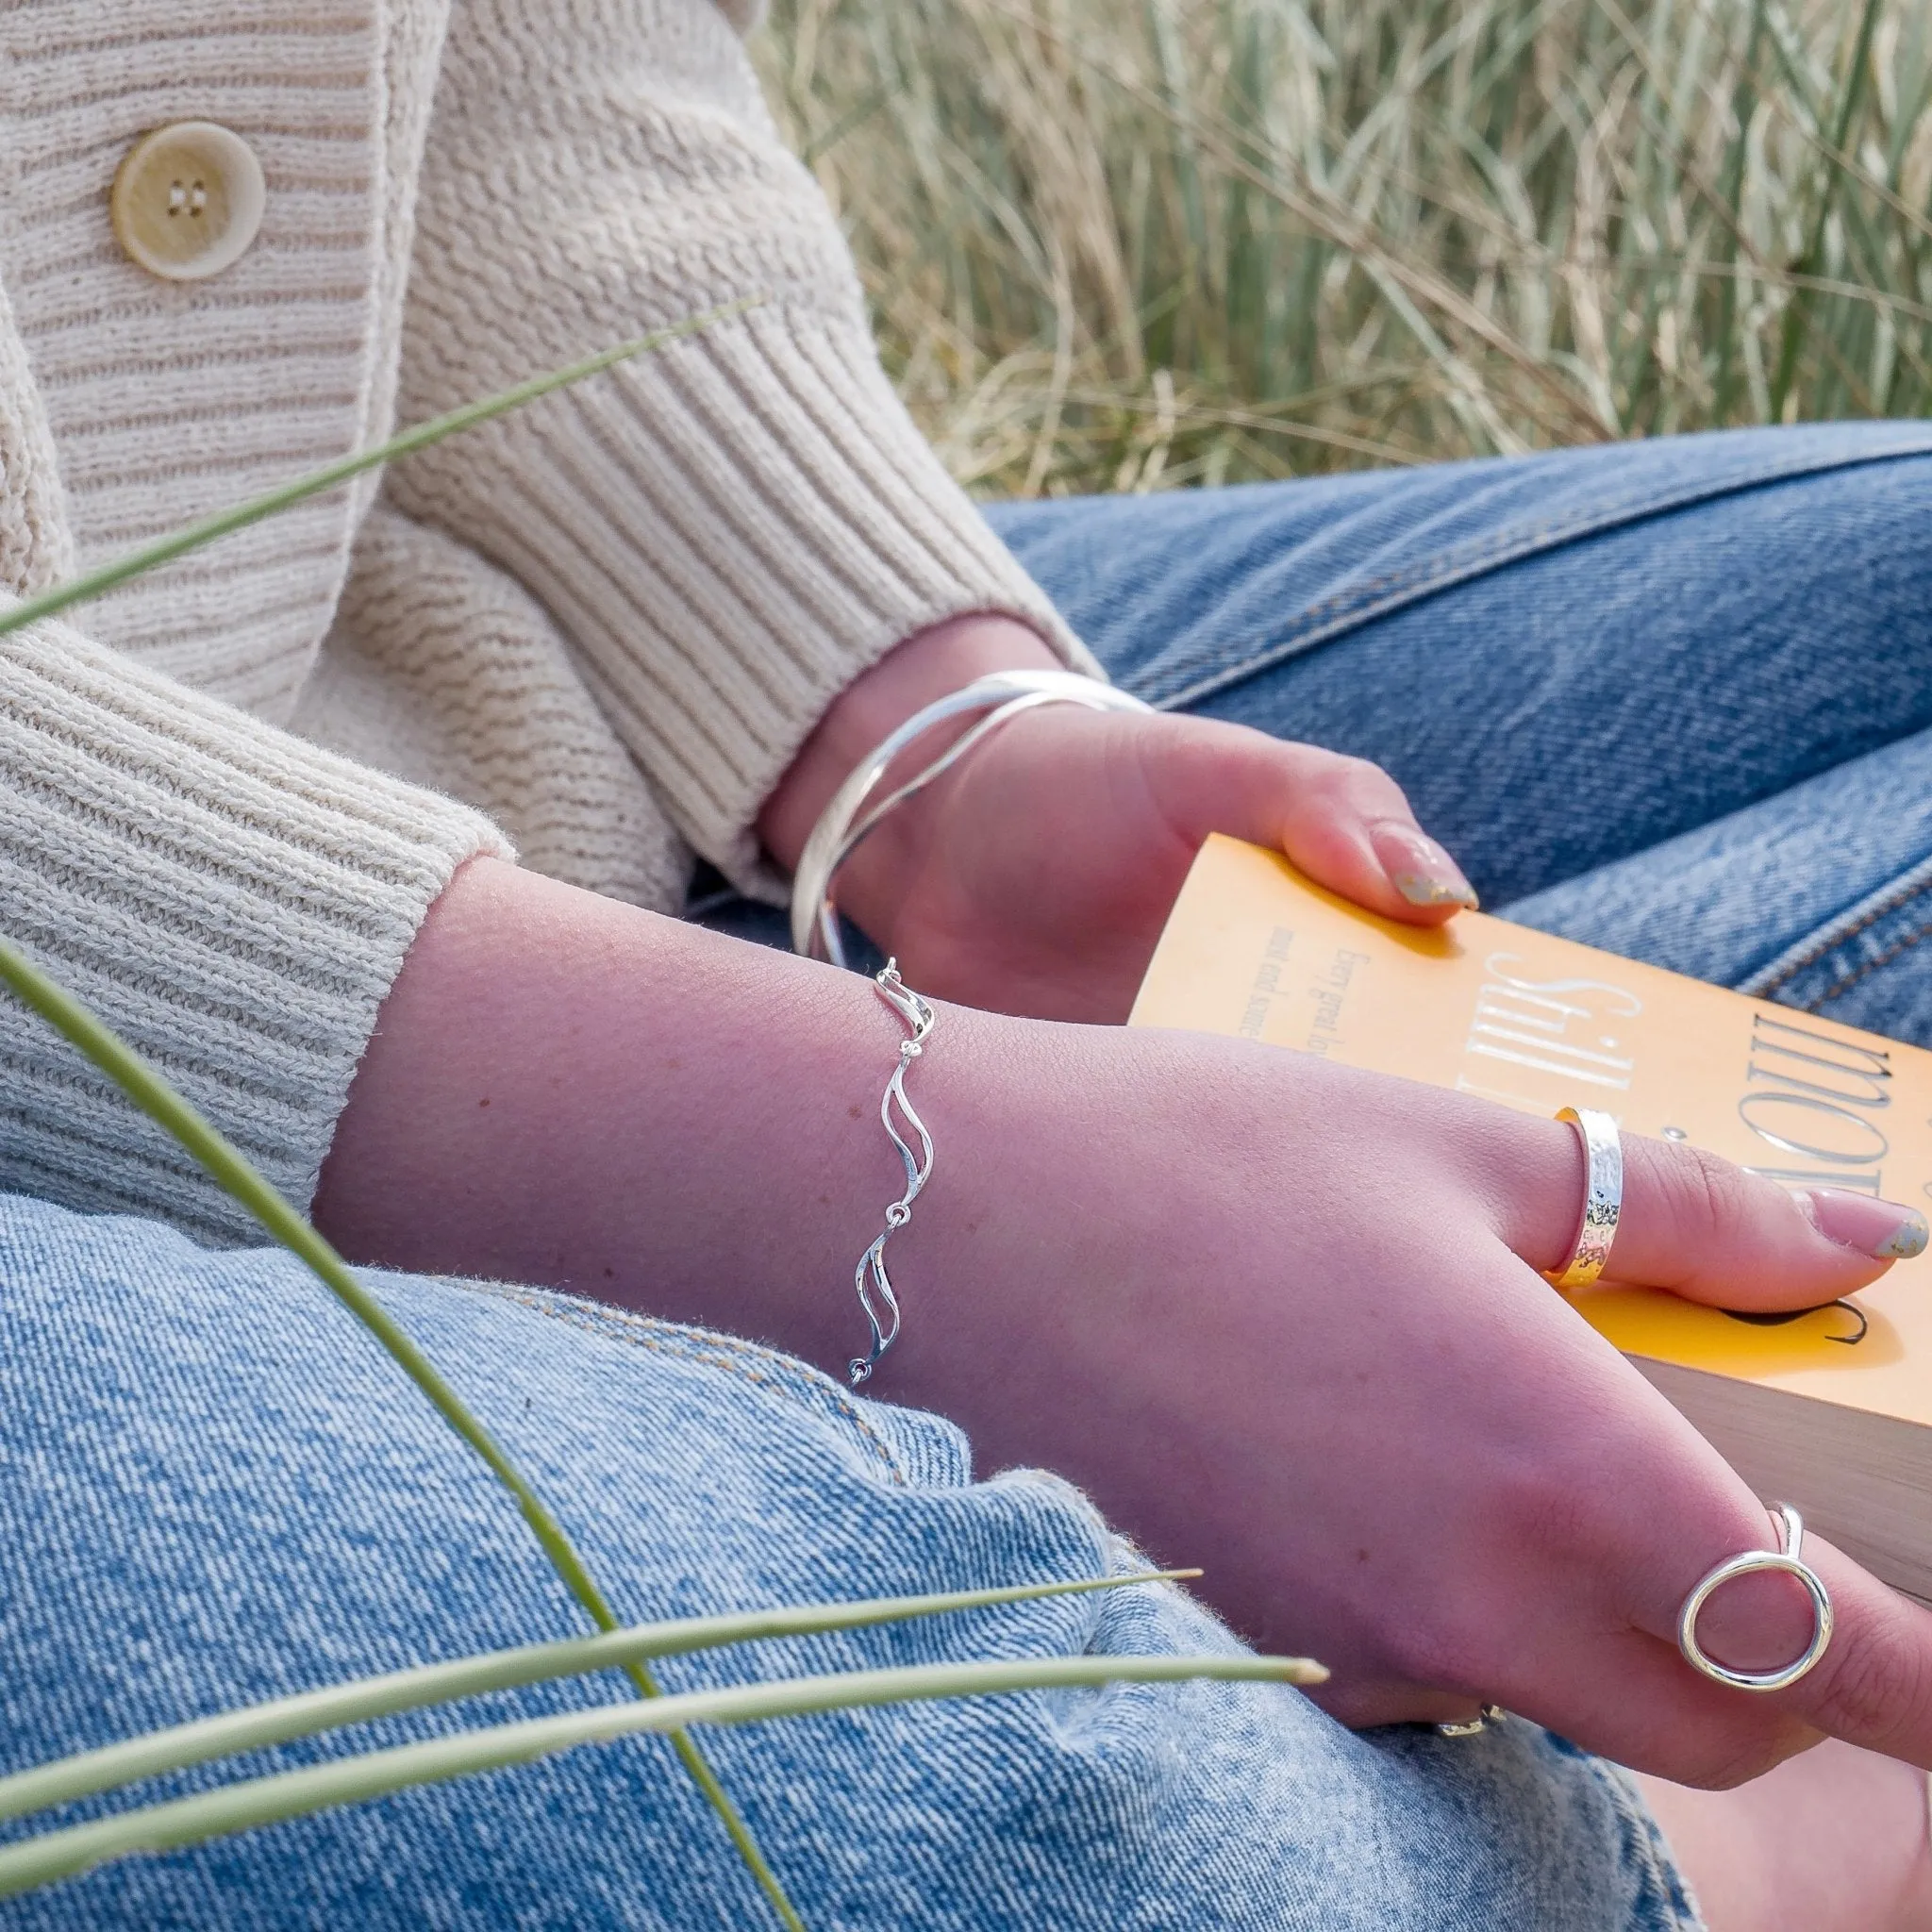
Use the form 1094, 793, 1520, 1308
1676, 1503, 1835, 1693
1543, 1107, 1624, 1291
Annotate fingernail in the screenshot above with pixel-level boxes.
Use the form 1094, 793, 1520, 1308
1798, 1188, 1930, 1260
1369, 822, 1478, 909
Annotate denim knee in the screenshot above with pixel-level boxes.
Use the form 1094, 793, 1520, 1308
0, 1193, 1696, 1928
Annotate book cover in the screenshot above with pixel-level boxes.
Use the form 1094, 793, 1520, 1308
1130, 833, 1932, 1426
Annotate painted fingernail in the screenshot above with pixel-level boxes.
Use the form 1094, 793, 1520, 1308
1369, 822, 1478, 909
1798, 1187, 1930, 1260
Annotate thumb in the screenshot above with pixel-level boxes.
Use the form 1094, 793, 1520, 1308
1158, 723, 1478, 925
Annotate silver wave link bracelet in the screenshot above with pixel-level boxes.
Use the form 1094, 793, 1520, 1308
793, 668, 1153, 1381
848, 960, 935, 1386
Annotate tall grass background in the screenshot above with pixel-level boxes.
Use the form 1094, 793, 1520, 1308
758, 0, 1932, 493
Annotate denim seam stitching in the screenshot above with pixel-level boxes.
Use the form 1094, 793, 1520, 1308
1148, 523, 1546, 708
1751, 870, 1932, 997
1142, 435, 1932, 712
447, 1279, 908, 1481
1799, 913, 1932, 1011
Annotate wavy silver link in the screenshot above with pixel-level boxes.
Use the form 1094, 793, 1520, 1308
848, 960, 936, 1385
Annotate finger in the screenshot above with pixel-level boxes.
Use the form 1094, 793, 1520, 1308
1617, 1520, 1932, 1780
1474, 1107, 1924, 1308
1489, 1328, 1932, 1782
1432, 1346, 1838, 1785
1507, 1624, 1818, 1789
1270, 749, 1478, 924
1750, 1536, 1932, 1770
1283, 1233, 1845, 1783
1306, 1532, 1813, 1777
1316, 1341, 1821, 1781
1342, 1224, 1932, 1784
1136, 722, 1478, 924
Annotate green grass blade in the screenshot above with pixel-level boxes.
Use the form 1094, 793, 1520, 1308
0, 1572, 1196, 1824
1766, 0, 1877, 420
0, 935, 802, 1929
1712, 0, 1769, 423
0, 297, 760, 644
0, 1653, 1325, 1900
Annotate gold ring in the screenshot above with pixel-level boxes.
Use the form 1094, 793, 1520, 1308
1434, 1705, 1507, 1739
1543, 1106, 1623, 1290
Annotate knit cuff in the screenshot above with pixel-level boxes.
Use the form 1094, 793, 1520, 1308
0, 616, 511, 1244
391, 305, 1101, 897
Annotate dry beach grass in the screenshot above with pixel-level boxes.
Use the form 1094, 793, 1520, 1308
758, 0, 1932, 492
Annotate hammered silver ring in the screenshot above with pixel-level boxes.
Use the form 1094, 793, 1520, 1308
1543, 1106, 1623, 1291
1676, 1503, 1835, 1693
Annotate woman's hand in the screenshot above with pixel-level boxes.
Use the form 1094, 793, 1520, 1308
758, 615, 1473, 1023
322, 862, 1932, 1790
910, 1018, 1932, 1784
842, 702, 1471, 1022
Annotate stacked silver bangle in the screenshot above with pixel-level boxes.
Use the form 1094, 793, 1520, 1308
790, 666, 1152, 1381
789, 667, 1154, 968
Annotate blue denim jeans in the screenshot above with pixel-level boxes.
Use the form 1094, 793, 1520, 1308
18, 423, 1932, 1927
0, 1198, 1688, 1930
987, 419, 1932, 1036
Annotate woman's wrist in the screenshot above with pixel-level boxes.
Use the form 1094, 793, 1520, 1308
314, 856, 1012, 1363
312, 850, 1175, 1464
314, 849, 1134, 1419
757, 612, 1062, 951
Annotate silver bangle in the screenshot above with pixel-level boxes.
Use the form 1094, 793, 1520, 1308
789, 667, 1154, 968
847, 959, 935, 1386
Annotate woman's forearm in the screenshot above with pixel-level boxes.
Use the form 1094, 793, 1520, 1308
313, 852, 1238, 1523
313, 848, 1932, 1777
316, 608, 1059, 1343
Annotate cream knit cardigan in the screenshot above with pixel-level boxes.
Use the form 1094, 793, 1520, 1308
0, 0, 1090, 1242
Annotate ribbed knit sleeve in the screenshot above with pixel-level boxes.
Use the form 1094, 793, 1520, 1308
388, 0, 1100, 894
0, 613, 510, 1243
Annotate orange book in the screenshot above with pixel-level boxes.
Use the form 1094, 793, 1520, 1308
1131, 834, 1932, 1599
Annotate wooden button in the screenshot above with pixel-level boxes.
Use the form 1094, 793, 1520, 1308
110, 123, 265, 282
